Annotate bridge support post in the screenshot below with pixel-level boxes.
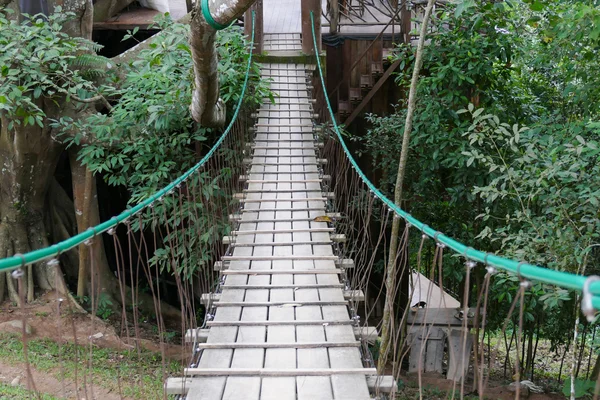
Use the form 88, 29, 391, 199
329, 0, 339, 34
244, 0, 263, 54
301, 0, 321, 55
401, 0, 412, 44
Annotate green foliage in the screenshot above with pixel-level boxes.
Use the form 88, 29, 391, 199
522, 0, 600, 118
0, 383, 60, 400
562, 378, 597, 399
58, 16, 270, 280
463, 107, 600, 273
0, 9, 111, 131
359, 0, 600, 366
359, 1, 526, 282
96, 292, 114, 319
460, 104, 600, 343
0, 333, 179, 399
151, 326, 178, 343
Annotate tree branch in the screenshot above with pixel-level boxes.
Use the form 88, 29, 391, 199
49, 81, 113, 111
189, 0, 256, 128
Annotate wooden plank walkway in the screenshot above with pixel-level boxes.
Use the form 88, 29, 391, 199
179, 33, 374, 398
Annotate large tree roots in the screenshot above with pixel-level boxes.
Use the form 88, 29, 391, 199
0, 181, 71, 305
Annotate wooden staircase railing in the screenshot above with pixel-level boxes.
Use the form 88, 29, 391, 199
344, 58, 401, 126
324, 2, 409, 122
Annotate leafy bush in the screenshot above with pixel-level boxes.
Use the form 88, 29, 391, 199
59, 16, 271, 278
562, 378, 597, 399
358, 0, 600, 375
0, 8, 112, 130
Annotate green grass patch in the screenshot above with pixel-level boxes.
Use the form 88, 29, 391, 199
396, 380, 481, 400
0, 382, 60, 399
0, 333, 180, 399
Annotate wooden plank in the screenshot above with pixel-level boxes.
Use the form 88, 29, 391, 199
207, 320, 353, 327
184, 368, 377, 376
196, 341, 360, 349
330, 234, 347, 243
212, 301, 348, 307
228, 241, 334, 247
250, 145, 321, 150
246, 162, 328, 166
222, 280, 267, 399
184, 377, 226, 400
242, 189, 326, 194
262, 285, 296, 399
254, 123, 314, 127
229, 228, 334, 235
256, 108, 314, 111
164, 377, 192, 395
424, 326, 445, 373
245, 158, 328, 164
185, 328, 210, 343
240, 207, 327, 212
244, 179, 325, 183
336, 259, 355, 269
219, 284, 344, 289
200, 293, 219, 306
237, 197, 327, 203
320, 282, 372, 399
343, 289, 365, 302
353, 326, 379, 343
187, 319, 238, 399
296, 296, 333, 400
222, 270, 344, 275
408, 328, 424, 374
447, 328, 473, 382
221, 255, 339, 261
366, 375, 397, 394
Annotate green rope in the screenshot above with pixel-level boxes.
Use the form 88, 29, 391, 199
0, 11, 256, 272
201, 0, 229, 30
309, 11, 600, 308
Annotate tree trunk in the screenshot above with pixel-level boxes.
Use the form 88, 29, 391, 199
68, 148, 117, 300
0, 105, 66, 304
189, 0, 257, 127
0, 0, 92, 303
377, 0, 436, 373
591, 353, 600, 381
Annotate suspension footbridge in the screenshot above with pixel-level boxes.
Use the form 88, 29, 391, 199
172, 59, 377, 399
0, 1, 599, 400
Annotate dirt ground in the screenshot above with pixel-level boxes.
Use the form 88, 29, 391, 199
405, 374, 566, 399
0, 291, 185, 357
0, 362, 122, 400
0, 291, 185, 399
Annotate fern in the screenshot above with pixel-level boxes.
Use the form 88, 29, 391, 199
80, 68, 107, 80
69, 53, 109, 70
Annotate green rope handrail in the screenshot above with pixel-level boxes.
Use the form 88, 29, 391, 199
0, 11, 256, 272
309, 11, 600, 309
201, 0, 230, 30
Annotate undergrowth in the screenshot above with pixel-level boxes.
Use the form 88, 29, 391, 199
0, 383, 60, 399
0, 333, 180, 399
